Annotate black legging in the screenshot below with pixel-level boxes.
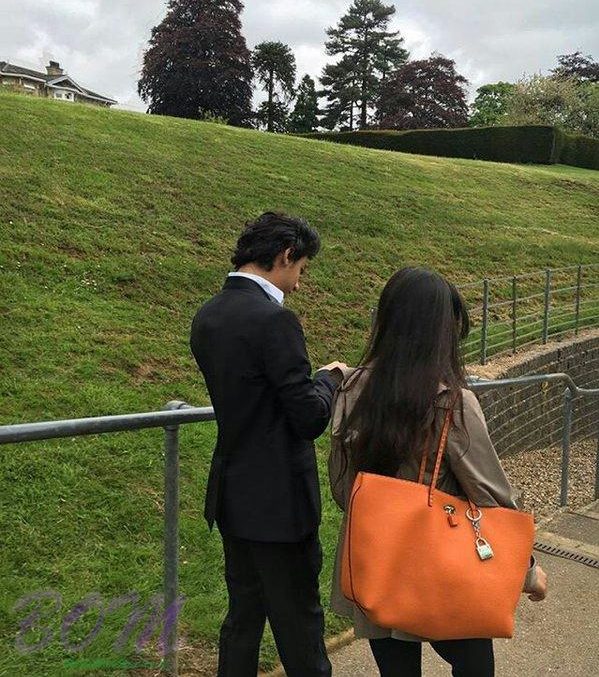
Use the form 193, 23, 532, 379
369, 637, 494, 677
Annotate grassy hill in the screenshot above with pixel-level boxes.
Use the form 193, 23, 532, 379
0, 91, 598, 675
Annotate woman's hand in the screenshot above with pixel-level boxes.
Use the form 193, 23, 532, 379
526, 564, 548, 601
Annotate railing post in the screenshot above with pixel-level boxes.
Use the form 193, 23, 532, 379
574, 265, 582, 336
163, 401, 186, 677
512, 276, 517, 354
481, 279, 489, 365
560, 389, 574, 507
542, 269, 551, 344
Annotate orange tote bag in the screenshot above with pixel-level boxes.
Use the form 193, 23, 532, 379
341, 402, 535, 640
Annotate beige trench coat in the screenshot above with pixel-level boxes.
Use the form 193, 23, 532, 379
328, 367, 537, 642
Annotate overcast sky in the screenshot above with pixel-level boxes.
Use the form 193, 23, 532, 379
1, 0, 597, 111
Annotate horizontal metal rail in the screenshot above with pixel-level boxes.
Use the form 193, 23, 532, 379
468, 373, 599, 399
459, 264, 599, 287
458, 264, 599, 364
0, 403, 215, 444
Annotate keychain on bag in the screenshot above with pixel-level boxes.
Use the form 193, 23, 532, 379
466, 507, 494, 561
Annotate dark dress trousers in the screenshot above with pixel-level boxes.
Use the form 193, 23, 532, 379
189, 275, 337, 677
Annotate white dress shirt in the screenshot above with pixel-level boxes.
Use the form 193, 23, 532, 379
228, 272, 285, 305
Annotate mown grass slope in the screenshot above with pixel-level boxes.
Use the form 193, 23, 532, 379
0, 91, 598, 674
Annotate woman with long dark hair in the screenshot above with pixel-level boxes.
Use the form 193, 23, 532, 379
328, 267, 547, 677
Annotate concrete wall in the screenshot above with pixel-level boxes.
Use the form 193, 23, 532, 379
475, 333, 599, 457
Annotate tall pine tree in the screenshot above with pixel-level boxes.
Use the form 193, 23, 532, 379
254, 100, 290, 133
138, 0, 253, 126
321, 0, 408, 130
288, 75, 319, 133
319, 56, 360, 130
252, 42, 296, 132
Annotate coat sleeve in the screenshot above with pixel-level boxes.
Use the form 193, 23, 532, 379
445, 388, 519, 509
262, 308, 338, 440
328, 388, 350, 510
446, 388, 538, 591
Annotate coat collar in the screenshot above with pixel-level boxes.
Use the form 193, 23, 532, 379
222, 275, 278, 302
227, 272, 284, 304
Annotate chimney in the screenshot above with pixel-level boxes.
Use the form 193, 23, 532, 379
46, 61, 63, 77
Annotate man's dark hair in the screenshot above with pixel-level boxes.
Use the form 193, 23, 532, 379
231, 212, 321, 271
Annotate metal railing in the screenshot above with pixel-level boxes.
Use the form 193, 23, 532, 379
458, 264, 599, 365
0, 402, 214, 677
470, 374, 599, 507
0, 374, 597, 675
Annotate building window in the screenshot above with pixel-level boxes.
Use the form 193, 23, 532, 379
54, 90, 74, 102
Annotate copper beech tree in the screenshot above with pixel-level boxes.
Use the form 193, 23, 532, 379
551, 52, 599, 84
138, 0, 253, 126
378, 54, 469, 130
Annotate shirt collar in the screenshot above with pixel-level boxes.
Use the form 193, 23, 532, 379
228, 272, 285, 304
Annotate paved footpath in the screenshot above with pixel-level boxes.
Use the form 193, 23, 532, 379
329, 502, 599, 677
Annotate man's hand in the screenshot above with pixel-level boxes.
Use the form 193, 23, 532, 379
321, 361, 349, 372
320, 361, 352, 385
526, 564, 548, 602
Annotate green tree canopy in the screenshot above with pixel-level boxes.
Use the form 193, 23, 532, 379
577, 83, 599, 138
469, 82, 516, 127
503, 73, 599, 139
288, 75, 320, 133
138, 0, 253, 126
254, 100, 290, 133
252, 41, 296, 132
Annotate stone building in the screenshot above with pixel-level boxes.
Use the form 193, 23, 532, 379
0, 60, 117, 107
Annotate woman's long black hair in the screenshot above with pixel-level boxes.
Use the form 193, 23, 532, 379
339, 267, 470, 477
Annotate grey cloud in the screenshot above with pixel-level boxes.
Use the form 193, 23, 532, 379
396, 0, 599, 94
242, 0, 347, 48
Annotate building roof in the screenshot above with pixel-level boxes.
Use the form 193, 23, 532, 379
0, 61, 117, 105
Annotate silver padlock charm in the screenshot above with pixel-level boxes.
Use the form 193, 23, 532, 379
476, 538, 494, 561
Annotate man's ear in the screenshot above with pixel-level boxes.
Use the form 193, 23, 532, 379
281, 247, 294, 266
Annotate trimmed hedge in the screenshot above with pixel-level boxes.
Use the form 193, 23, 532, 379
303, 126, 599, 169
556, 129, 599, 170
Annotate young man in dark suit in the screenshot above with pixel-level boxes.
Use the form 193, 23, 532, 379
190, 212, 348, 677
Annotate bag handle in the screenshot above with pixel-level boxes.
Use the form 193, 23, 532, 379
427, 404, 456, 507
417, 396, 454, 488
418, 393, 477, 512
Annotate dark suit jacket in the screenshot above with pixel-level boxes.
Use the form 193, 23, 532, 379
190, 275, 339, 542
